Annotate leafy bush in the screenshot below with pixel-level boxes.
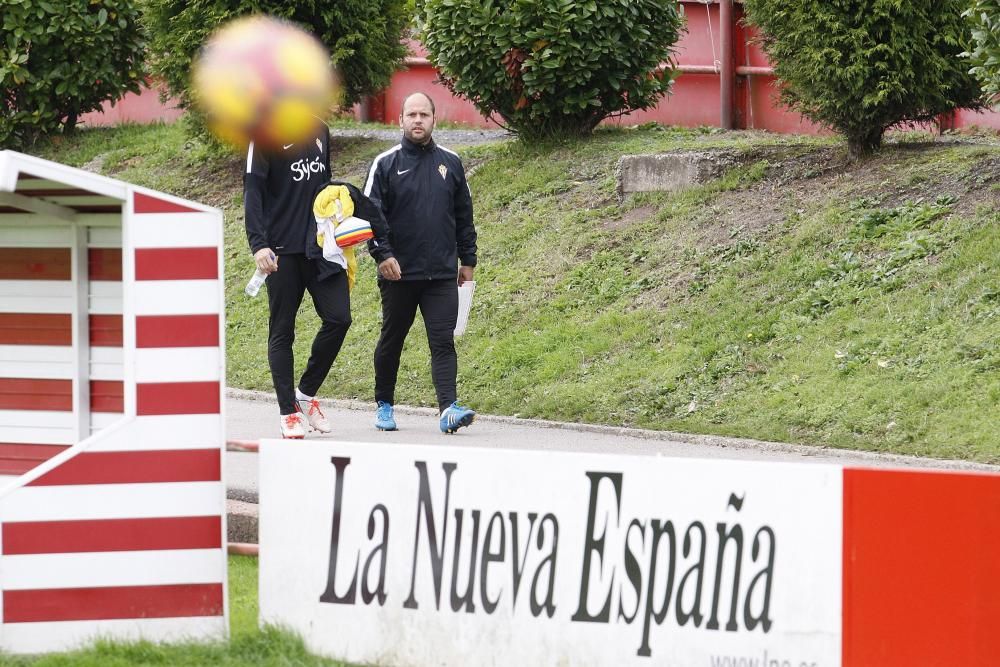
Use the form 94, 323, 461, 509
0, 1, 146, 148
964, 1, 1000, 102
142, 0, 410, 122
418, 0, 685, 140
743, 0, 984, 158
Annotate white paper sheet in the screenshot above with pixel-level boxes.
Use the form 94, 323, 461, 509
454, 280, 476, 336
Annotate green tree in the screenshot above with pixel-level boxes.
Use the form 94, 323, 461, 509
964, 0, 1000, 102
142, 0, 410, 121
418, 0, 685, 140
0, 0, 146, 148
743, 0, 984, 159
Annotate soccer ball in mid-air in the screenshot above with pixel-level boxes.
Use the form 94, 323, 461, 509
192, 15, 336, 150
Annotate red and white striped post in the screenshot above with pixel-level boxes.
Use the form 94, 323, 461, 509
0, 150, 228, 653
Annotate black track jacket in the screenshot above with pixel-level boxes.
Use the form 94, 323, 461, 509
364, 136, 477, 281
244, 121, 330, 256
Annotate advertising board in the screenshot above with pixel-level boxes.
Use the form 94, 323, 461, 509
260, 442, 841, 666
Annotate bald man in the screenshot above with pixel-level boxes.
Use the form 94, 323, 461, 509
364, 92, 479, 433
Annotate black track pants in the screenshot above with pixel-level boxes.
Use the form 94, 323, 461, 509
374, 279, 458, 412
265, 255, 351, 414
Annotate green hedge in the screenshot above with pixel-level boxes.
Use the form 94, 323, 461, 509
0, 0, 146, 148
419, 0, 685, 140
744, 0, 984, 158
142, 0, 410, 120
965, 0, 1000, 103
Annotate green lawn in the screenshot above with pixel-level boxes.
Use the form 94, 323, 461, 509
0, 556, 350, 666
26, 122, 1000, 463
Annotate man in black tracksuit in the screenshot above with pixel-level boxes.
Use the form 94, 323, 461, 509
244, 118, 350, 438
364, 92, 478, 433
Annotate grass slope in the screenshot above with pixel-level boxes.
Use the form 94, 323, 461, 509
26, 123, 1000, 462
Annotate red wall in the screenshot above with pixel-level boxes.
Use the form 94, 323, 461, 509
954, 107, 1000, 131
79, 80, 183, 128
82, 2, 1000, 135
372, 4, 1000, 134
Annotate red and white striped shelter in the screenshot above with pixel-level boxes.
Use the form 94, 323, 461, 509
0, 150, 227, 652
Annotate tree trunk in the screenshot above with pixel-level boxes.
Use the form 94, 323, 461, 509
63, 111, 78, 134
847, 127, 884, 161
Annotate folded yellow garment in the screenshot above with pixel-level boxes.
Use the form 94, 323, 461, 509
314, 185, 357, 290
345, 245, 357, 290
317, 232, 357, 291
313, 184, 354, 220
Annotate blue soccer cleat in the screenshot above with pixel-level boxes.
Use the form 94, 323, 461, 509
374, 401, 397, 431
439, 402, 476, 434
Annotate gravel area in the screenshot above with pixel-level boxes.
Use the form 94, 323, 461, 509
329, 126, 513, 145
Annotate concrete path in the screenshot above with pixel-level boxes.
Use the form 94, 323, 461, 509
225, 388, 997, 509
1, 391, 994, 544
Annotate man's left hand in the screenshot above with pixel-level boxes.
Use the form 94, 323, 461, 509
458, 266, 474, 285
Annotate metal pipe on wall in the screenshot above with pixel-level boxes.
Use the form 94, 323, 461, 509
676, 65, 774, 76
719, 0, 736, 129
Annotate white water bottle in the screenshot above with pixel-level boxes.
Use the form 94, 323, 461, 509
245, 268, 267, 297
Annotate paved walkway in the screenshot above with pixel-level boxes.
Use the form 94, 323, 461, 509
2, 392, 992, 543
2, 392, 992, 497
224, 388, 997, 506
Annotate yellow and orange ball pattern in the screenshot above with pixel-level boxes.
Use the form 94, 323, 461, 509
192, 16, 337, 150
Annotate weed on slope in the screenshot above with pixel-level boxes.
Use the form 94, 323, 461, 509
29, 123, 1000, 462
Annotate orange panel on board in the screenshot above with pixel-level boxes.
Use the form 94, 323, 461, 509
843, 468, 1000, 667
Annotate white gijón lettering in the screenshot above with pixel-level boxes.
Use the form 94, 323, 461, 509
291, 156, 327, 182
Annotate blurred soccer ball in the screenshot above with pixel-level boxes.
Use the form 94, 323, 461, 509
192, 16, 336, 150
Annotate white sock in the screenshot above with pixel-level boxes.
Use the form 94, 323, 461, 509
295, 388, 313, 402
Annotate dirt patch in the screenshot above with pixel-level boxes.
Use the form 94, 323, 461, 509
188, 157, 244, 209
618, 140, 999, 311
757, 146, 847, 183
626, 142, 997, 248
463, 157, 489, 181
846, 147, 1000, 216
79, 153, 107, 174
603, 205, 656, 230
328, 136, 394, 184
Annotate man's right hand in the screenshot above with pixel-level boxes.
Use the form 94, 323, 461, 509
378, 257, 402, 281
254, 248, 278, 274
